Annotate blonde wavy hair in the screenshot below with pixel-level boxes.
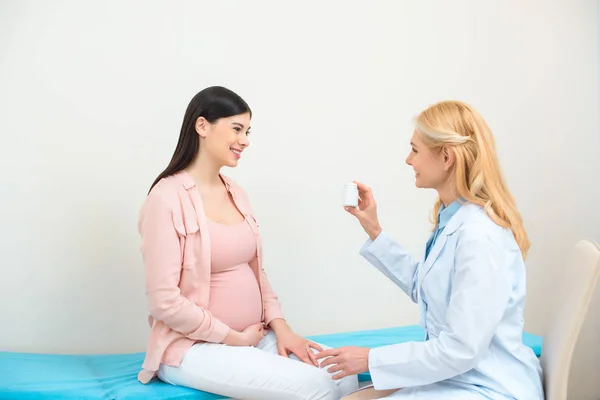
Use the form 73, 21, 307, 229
414, 100, 530, 259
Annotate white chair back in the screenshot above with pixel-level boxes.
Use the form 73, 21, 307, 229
540, 239, 600, 400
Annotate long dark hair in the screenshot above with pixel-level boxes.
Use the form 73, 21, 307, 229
148, 86, 252, 193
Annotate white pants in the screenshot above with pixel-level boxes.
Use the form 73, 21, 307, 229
343, 382, 496, 399
158, 330, 359, 400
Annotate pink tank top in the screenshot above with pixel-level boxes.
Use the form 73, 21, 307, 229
207, 218, 263, 332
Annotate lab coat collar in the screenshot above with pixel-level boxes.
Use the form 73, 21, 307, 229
419, 201, 472, 285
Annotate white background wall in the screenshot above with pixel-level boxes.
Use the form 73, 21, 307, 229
1, 0, 599, 393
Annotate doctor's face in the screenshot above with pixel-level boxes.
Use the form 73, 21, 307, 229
405, 131, 448, 189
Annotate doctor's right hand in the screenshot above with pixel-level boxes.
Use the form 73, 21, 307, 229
345, 181, 382, 241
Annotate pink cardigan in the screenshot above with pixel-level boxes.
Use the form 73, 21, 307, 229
137, 170, 284, 383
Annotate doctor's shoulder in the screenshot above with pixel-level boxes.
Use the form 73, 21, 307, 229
454, 203, 520, 252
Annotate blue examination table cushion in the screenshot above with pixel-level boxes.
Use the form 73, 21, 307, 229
0, 325, 543, 399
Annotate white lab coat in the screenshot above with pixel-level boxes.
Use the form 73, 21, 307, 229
360, 203, 544, 399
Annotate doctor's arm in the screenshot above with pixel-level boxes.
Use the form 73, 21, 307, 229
367, 230, 512, 389
359, 231, 420, 303
346, 181, 419, 302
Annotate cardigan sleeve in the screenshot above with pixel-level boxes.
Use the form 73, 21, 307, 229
139, 192, 230, 343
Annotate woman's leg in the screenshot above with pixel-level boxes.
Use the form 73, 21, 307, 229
377, 380, 493, 399
341, 386, 398, 399
157, 335, 347, 400
341, 379, 504, 400
257, 330, 360, 397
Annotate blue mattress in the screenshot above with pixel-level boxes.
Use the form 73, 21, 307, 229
0, 325, 543, 400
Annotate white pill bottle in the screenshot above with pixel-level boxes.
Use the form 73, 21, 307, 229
343, 183, 359, 208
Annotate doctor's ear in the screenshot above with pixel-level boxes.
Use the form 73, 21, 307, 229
442, 147, 455, 171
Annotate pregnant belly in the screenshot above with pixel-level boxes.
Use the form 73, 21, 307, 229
208, 264, 263, 332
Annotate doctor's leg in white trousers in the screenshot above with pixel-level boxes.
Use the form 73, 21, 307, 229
349, 381, 501, 399
158, 330, 359, 400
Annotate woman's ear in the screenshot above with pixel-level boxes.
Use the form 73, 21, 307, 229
443, 146, 455, 171
195, 117, 208, 137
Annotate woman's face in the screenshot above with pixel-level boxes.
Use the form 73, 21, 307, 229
405, 131, 449, 189
197, 112, 251, 168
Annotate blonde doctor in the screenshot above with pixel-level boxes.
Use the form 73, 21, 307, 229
315, 101, 544, 399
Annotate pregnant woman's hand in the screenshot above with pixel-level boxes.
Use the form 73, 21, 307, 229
223, 323, 264, 347
241, 323, 265, 346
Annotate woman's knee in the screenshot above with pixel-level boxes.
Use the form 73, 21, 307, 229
336, 373, 360, 397
295, 367, 340, 400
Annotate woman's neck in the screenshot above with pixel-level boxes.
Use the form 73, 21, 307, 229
186, 154, 223, 189
436, 181, 459, 207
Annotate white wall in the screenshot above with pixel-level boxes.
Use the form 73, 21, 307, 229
0, 0, 598, 370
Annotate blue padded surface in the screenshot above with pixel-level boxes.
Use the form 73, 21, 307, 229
0, 325, 542, 399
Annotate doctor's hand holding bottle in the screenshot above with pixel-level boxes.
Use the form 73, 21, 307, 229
344, 182, 382, 241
